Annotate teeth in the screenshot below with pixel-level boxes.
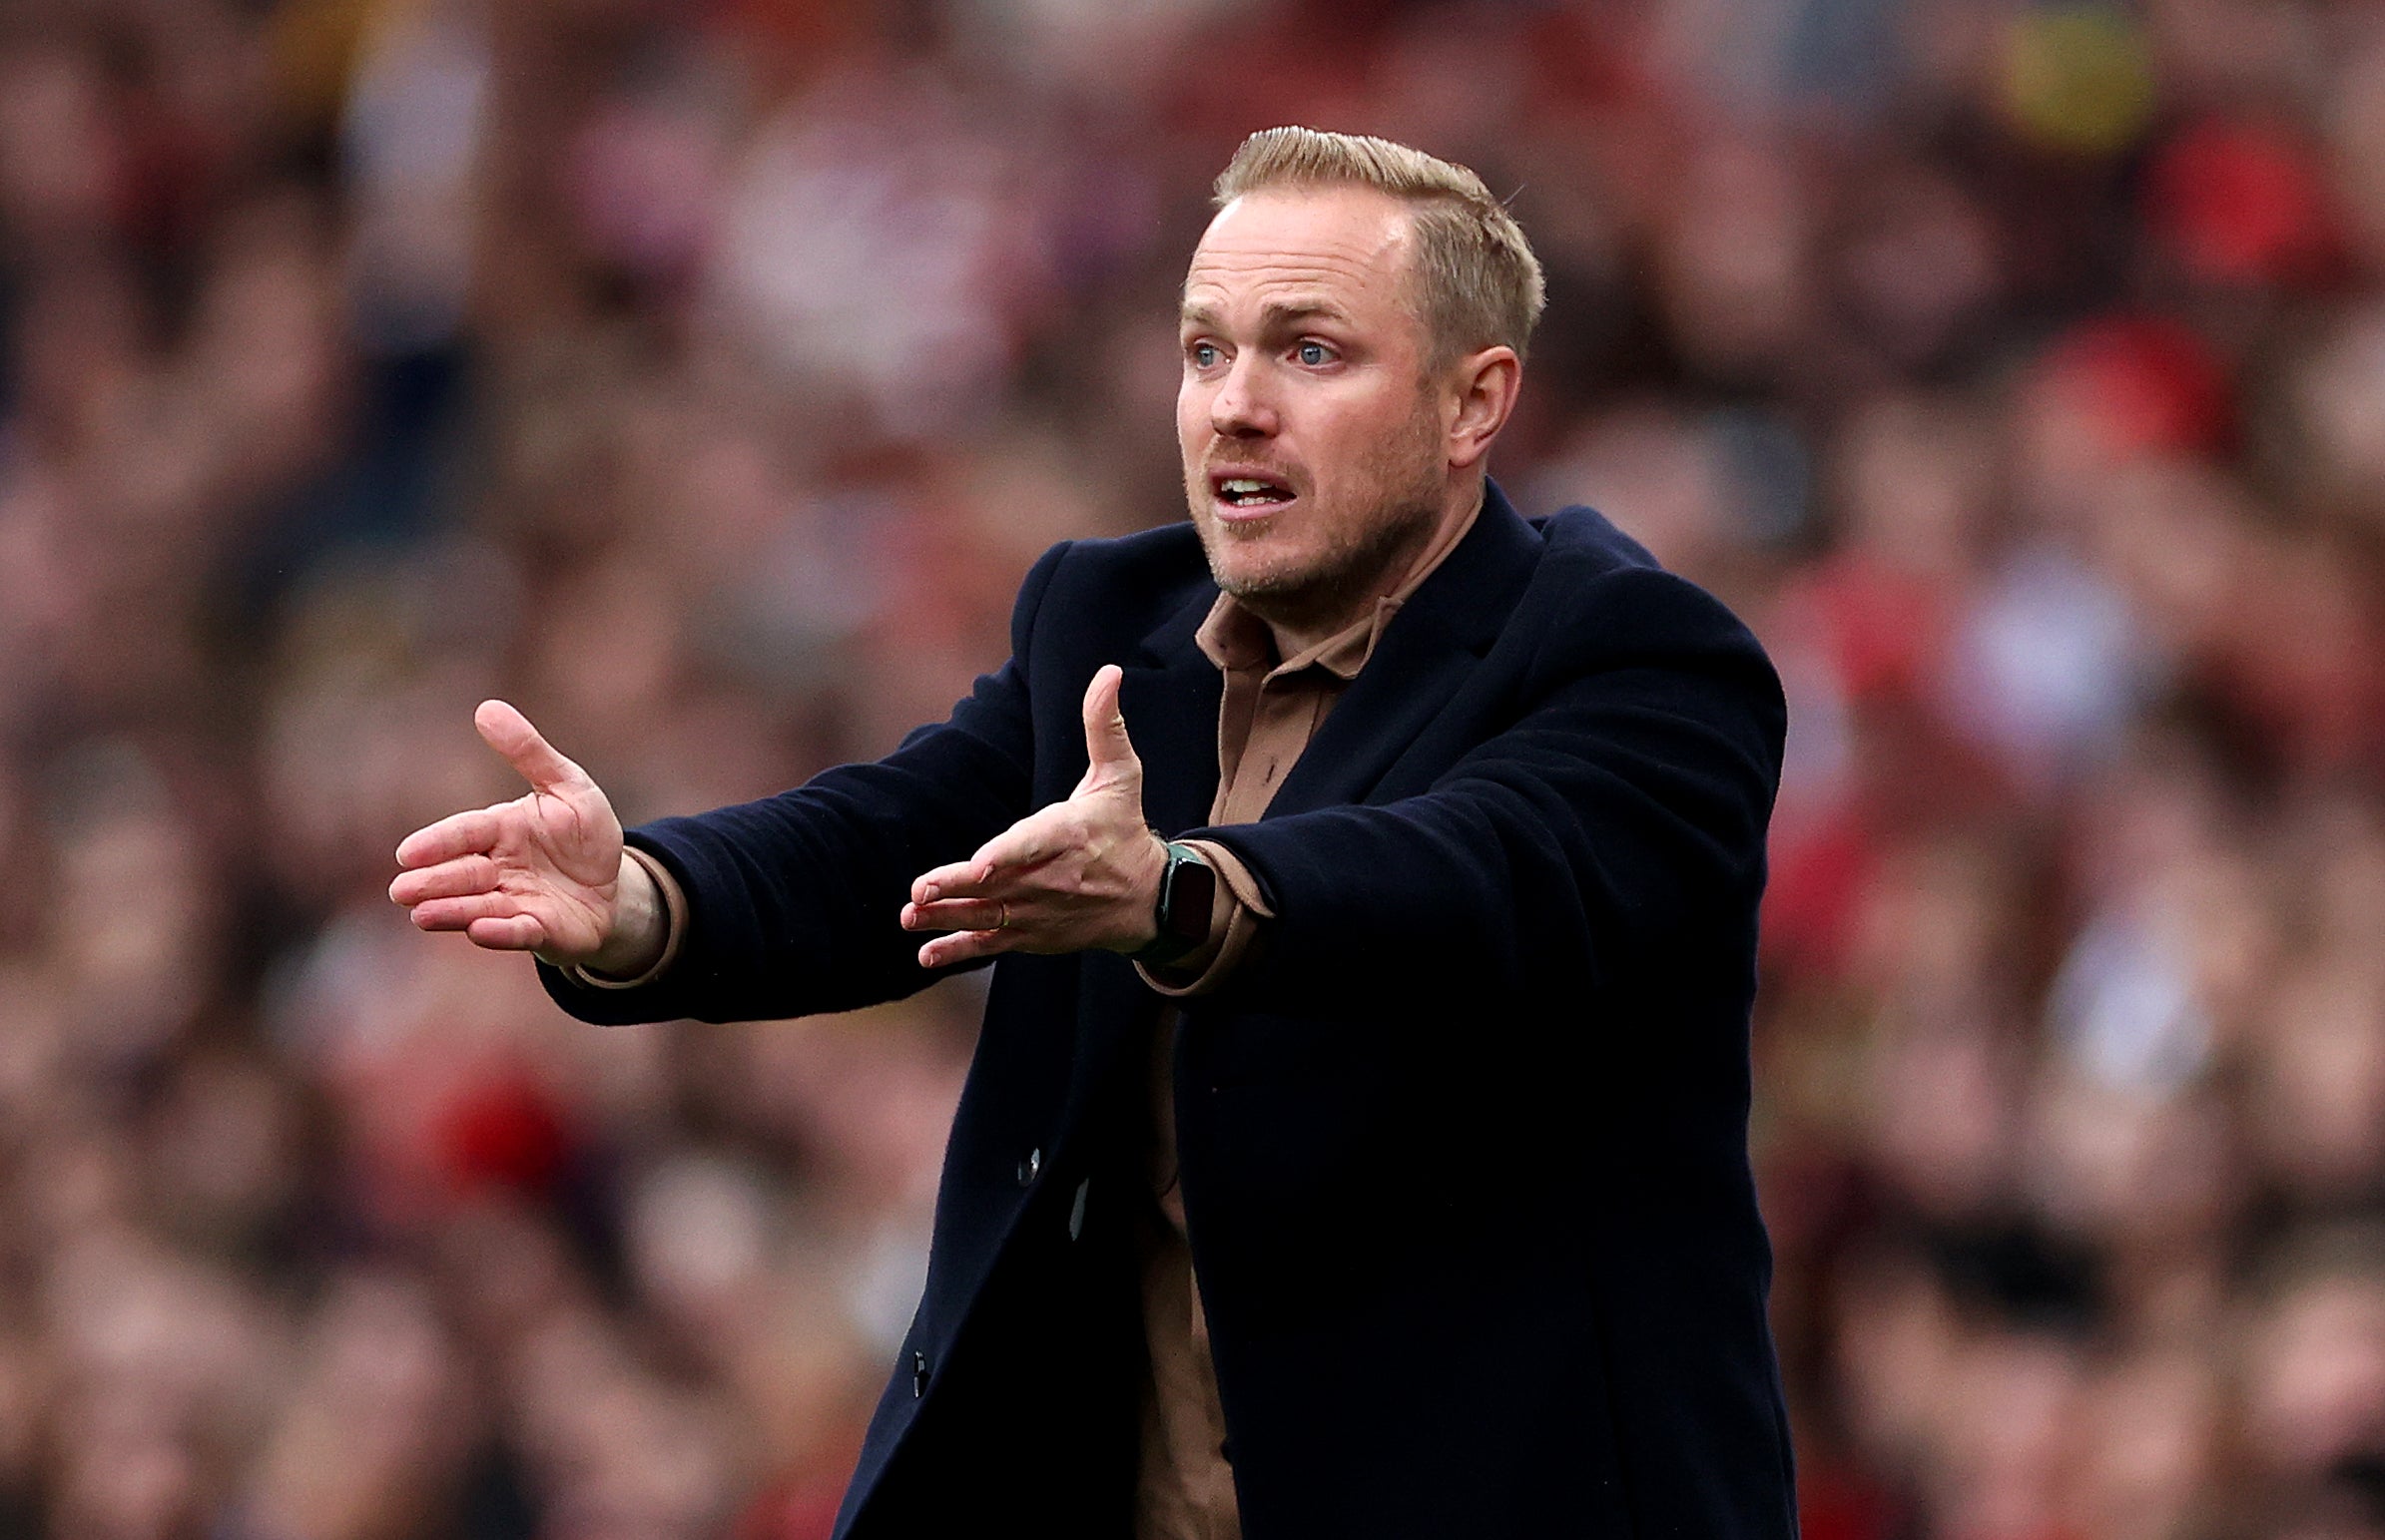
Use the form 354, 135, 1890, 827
1218, 477, 1287, 506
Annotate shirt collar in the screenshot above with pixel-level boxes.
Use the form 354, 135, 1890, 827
1195, 491, 1486, 683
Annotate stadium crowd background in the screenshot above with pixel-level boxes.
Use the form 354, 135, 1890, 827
1, 0, 2383, 1535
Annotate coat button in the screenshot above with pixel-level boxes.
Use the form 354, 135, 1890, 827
911, 1349, 929, 1398
1016, 1148, 1040, 1187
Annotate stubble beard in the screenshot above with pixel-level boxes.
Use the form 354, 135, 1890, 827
1187, 410, 1449, 638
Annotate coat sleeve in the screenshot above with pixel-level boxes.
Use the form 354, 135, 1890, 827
539, 542, 1071, 1026
1189, 561, 1786, 1017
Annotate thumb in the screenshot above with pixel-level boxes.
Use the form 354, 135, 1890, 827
474, 700, 588, 794
1080, 665, 1139, 779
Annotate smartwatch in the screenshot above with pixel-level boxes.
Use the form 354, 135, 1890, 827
1135, 841, 1216, 968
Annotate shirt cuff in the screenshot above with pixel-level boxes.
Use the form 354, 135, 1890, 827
560, 845, 688, 991
1136, 839, 1272, 998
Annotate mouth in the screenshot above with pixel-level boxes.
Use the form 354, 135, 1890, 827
1208, 469, 1297, 518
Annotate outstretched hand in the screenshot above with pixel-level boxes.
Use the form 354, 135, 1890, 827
389, 701, 654, 971
902, 665, 1168, 969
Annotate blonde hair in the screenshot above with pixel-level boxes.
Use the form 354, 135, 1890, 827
1212, 127, 1546, 367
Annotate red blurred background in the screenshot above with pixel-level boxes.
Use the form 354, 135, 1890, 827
2, 0, 2383, 1536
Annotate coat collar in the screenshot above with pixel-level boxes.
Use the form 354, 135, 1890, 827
1123, 480, 1545, 827
1267, 480, 1542, 815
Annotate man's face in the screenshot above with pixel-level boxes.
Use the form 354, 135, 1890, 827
1177, 187, 1454, 625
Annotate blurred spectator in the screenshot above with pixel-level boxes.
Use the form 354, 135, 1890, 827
0, 0, 2383, 1533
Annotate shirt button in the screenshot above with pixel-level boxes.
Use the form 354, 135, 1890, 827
912, 1349, 930, 1398
1016, 1148, 1041, 1187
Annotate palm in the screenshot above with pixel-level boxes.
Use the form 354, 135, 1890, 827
496, 783, 623, 954
389, 701, 629, 964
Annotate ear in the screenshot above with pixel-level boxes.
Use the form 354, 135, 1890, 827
1444, 346, 1522, 470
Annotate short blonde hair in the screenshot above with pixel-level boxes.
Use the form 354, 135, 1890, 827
1213, 126, 1546, 367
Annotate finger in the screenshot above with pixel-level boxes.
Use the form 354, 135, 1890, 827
911, 840, 1036, 904
901, 897, 1012, 933
389, 854, 501, 907
1080, 665, 1139, 777
911, 830, 1061, 907
407, 892, 531, 933
909, 796, 1088, 904
911, 859, 993, 905
917, 927, 1014, 970
474, 700, 589, 795
395, 807, 504, 868
465, 914, 548, 952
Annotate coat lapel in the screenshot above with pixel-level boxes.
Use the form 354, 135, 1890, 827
1057, 586, 1223, 1172
1264, 484, 1544, 817
1118, 586, 1226, 833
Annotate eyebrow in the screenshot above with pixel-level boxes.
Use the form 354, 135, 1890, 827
1179, 299, 1355, 332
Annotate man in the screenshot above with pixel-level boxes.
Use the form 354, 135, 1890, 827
392, 129, 1795, 1538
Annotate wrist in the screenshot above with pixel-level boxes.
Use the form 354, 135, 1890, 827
580, 848, 668, 978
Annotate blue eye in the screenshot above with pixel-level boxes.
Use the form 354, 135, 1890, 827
1298, 341, 1331, 365
1190, 342, 1220, 368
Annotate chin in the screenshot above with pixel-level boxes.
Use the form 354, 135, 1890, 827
1204, 542, 1319, 602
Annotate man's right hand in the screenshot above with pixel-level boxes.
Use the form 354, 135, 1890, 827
388, 700, 664, 975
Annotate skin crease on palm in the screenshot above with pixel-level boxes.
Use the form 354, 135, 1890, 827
389, 184, 1522, 977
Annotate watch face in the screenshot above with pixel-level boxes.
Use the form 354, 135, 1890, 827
1166, 855, 1216, 943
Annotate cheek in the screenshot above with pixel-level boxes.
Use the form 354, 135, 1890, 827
1302, 407, 1380, 484
1176, 380, 1208, 446
1345, 394, 1441, 470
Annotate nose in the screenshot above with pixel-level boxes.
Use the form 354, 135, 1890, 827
1209, 355, 1277, 439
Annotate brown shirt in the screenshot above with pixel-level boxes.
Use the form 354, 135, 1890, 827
1128, 498, 1482, 1540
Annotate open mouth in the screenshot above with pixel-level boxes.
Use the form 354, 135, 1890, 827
1211, 472, 1295, 510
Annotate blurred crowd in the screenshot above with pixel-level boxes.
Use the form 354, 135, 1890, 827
1, 0, 2383, 1535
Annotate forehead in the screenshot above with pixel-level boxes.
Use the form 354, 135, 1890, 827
1182, 187, 1418, 318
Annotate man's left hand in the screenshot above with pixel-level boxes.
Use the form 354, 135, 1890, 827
902, 664, 1168, 968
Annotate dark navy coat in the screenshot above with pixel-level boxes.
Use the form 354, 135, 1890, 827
546, 485, 1797, 1538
